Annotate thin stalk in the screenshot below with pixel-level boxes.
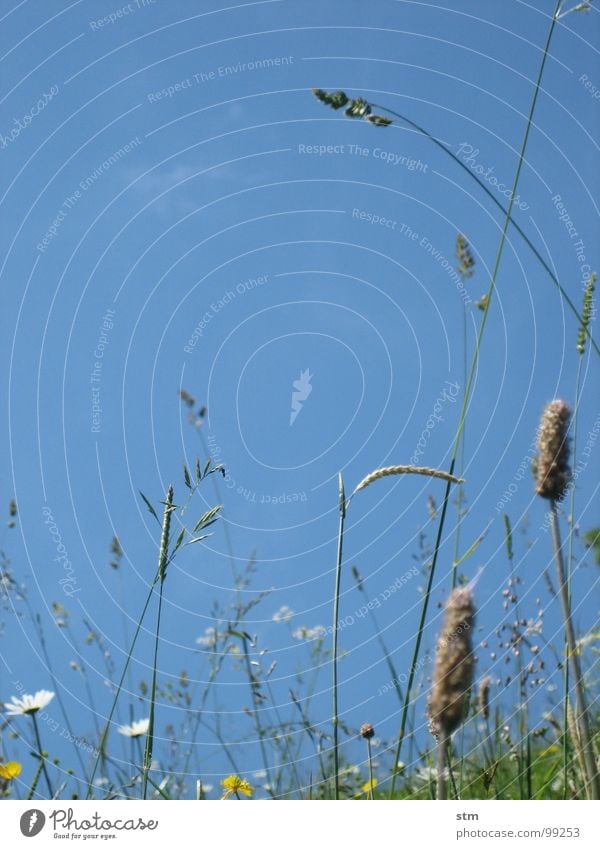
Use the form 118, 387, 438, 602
31, 714, 53, 798
447, 742, 459, 800
141, 485, 173, 800
354, 574, 403, 704
504, 514, 530, 798
27, 755, 44, 801
389, 0, 563, 798
436, 731, 449, 800
332, 473, 346, 800
86, 578, 156, 797
367, 737, 375, 800
452, 301, 468, 591
264, 678, 303, 796
564, 353, 584, 796
241, 635, 274, 798
196, 428, 239, 591
31, 713, 53, 798
141, 579, 164, 799
22, 602, 87, 784
369, 77, 598, 358
549, 502, 600, 799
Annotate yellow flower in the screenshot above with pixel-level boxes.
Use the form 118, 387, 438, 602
361, 778, 377, 794
541, 744, 559, 757
220, 774, 254, 799
0, 761, 22, 780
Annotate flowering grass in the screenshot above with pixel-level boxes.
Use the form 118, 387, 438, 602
1, 0, 598, 804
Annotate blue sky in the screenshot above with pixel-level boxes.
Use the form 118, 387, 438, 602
0, 0, 598, 796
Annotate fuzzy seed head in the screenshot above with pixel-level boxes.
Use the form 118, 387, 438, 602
577, 273, 596, 356
534, 400, 571, 501
360, 723, 375, 739
478, 676, 492, 720
428, 587, 476, 738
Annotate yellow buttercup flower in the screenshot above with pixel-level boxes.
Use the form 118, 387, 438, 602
361, 778, 377, 794
220, 774, 254, 799
0, 761, 22, 780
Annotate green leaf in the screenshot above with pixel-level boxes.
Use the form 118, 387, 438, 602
192, 505, 222, 533
453, 523, 490, 570
584, 527, 600, 565
227, 628, 252, 642
139, 491, 160, 524
503, 514, 513, 562
183, 465, 192, 489
172, 526, 186, 556
187, 534, 211, 545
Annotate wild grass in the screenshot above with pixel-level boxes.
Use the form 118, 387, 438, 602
0, 0, 598, 802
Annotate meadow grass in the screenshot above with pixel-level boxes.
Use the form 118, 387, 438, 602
1, 0, 598, 802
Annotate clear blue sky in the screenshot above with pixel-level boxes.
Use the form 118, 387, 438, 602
1, 0, 598, 796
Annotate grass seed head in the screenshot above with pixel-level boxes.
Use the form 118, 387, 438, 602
428, 586, 476, 738
534, 400, 571, 501
478, 676, 492, 720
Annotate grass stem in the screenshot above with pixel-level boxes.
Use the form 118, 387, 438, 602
549, 502, 599, 799
332, 473, 346, 800
388, 0, 563, 798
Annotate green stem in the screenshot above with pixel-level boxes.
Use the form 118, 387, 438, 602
564, 354, 584, 796
367, 737, 374, 800
26, 755, 44, 801
31, 713, 53, 798
141, 486, 173, 800
436, 730, 449, 800
141, 579, 164, 799
549, 502, 599, 799
332, 473, 346, 800
241, 636, 274, 798
389, 0, 563, 798
86, 579, 156, 798
452, 300, 468, 591
369, 54, 598, 359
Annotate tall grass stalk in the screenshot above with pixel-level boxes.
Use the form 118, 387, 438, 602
332, 472, 346, 800
549, 502, 599, 799
86, 580, 156, 797
240, 634, 274, 797
436, 730, 450, 800
141, 485, 173, 800
388, 0, 563, 798
564, 272, 596, 796
22, 600, 87, 785
315, 84, 597, 356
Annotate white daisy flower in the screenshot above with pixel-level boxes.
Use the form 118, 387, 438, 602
4, 689, 55, 716
117, 718, 149, 738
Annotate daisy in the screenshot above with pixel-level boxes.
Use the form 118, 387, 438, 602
4, 690, 54, 716
117, 718, 149, 738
